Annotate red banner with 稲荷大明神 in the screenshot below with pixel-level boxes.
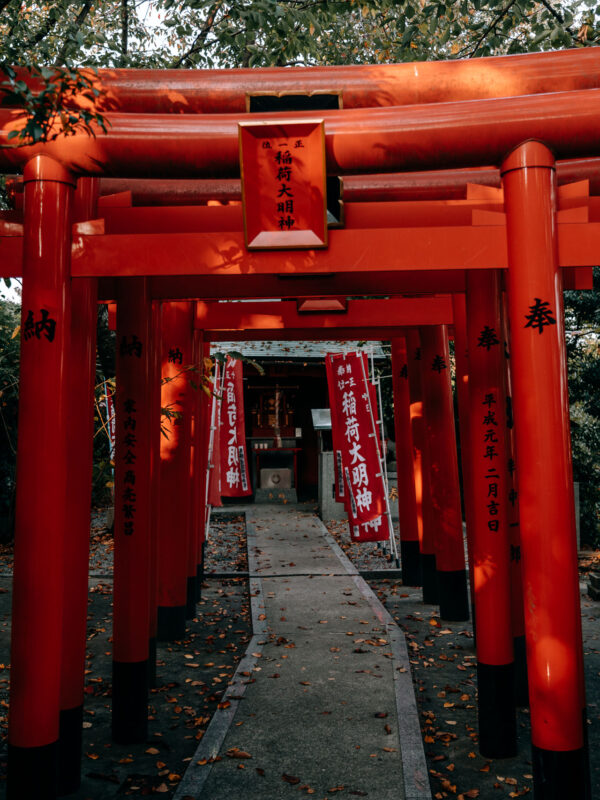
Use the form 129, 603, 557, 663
353, 513, 393, 542
325, 355, 346, 505
219, 356, 252, 498
326, 352, 388, 541
207, 360, 222, 507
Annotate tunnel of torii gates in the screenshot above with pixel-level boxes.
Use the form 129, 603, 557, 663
2, 45, 600, 800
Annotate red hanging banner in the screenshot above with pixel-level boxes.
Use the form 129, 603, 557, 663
208, 360, 222, 507
220, 356, 252, 498
327, 352, 388, 541
325, 355, 346, 505
351, 510, 393, 543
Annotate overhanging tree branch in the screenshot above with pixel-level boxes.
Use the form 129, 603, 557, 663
54, 0, 94, 66
537, 0, 576, 35
460, 0, 519, 58
171, 0, 224, 68
121, 0, 129, 66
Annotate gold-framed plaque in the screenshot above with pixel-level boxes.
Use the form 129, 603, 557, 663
239, 120, 328, 250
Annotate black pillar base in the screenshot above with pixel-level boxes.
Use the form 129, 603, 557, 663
477, 662, 517, 758
157, 604, 186, 641
58, 705, 83, 796
421, 553, 438, 604
532, 742, 591, 800
513, 634, 529, 707
112, 660, 148, 744
186, 576, 197, 619
147, 636, 157, 689
196, 563, 203, 602
196, 541, 205, 602
438, 569, 470, 622
400, 540, 422, 587
8, 740, 59, 800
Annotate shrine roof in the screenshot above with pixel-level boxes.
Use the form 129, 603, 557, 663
211, 340, 387, 361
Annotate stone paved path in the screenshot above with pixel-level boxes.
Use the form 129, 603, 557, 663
175, 506, 430, 800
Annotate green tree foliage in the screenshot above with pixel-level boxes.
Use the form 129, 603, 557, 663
1, 0, 599, 107
0, 301, 20, 540
564, 271, 600, 545
1, 0, 599, 143
92, 303, 116, 508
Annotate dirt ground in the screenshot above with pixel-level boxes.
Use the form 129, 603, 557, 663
0, 508, 597, 799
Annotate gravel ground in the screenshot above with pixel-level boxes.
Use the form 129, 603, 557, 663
204, 512, 248, 574
327, 521, 600, 800
0, 509, 597, 800
325, 518, 402, 572
0, 511, 252, 799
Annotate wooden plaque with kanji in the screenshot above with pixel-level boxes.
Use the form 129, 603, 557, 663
239, 120, 328, 250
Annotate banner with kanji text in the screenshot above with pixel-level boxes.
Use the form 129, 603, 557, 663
208, 359, 223, 507
325, 355, 346, 505
326, 352, 388, 541
219, 356, 252, 497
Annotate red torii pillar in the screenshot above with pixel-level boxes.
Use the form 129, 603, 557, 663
406, 330, 436, 603
112, 277, 152, 743
186, 329, 204, 617
58, 177, 100, 794
501, 294, 529, 707
420, 325, 470, 622
148, 300, 162, 686
391, 337, 422, 585
451, 293, 477, 621
466, 270, 516, 758
8, 155, 75, 799
502, 141, 590, 798
195, 335, 211, 598
157, 302, 194, 640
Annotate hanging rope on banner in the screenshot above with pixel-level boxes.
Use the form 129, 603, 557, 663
367, 347, 386, 555
204, 358, 223, 543
372, 354, 396, 561
360, 354, 399, 566
103, 378, 116, 465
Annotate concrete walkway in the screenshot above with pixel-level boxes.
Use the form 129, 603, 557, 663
175, 506, 430, 800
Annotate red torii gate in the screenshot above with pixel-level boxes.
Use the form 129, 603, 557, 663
1, 47, 596, 800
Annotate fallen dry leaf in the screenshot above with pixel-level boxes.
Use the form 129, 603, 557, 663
226, 747, 252, 759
